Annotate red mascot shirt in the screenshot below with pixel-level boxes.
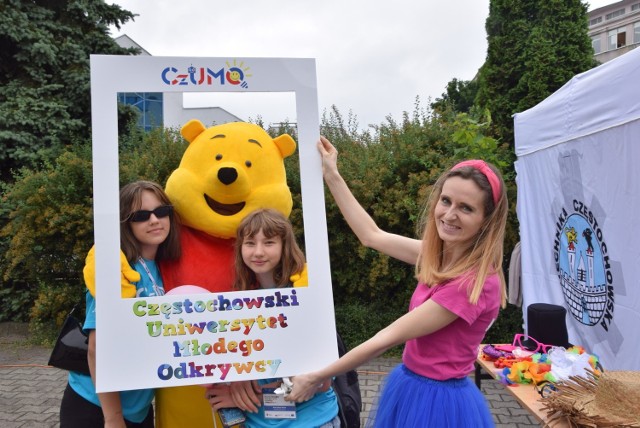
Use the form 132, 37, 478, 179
159, 227, 235, 293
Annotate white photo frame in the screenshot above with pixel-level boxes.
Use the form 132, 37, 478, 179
90, 55, 336, 392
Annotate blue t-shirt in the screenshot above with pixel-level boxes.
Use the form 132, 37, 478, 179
244, 378, 339, 428
68, 258, 163, 423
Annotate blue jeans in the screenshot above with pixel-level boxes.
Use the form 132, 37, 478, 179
317, 414, 341, 428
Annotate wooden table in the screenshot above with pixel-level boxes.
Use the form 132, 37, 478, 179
475, 347, 569, 427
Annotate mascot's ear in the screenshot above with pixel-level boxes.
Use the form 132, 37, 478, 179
273, 134, 297, 159
181, 119, 207, 143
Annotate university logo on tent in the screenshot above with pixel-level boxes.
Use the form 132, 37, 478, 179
554, 199, 614, 332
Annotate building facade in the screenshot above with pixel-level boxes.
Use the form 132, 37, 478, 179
588, 0, 640, 63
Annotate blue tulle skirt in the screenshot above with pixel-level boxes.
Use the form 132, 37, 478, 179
365, 364, 494, 428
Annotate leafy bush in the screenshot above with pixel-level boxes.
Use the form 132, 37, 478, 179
0, 285, 32, 322
1, 104, 524, 347
485, 304, 524, 344
29, 281, 86, 346
0, 143, 94, 288
0, 127, 187, 343
119, 126, 188, 186
334, 301, 405, 357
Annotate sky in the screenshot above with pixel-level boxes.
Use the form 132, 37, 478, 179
109, 0, 614, 130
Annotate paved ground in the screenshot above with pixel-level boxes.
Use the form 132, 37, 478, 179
0, 322, 541, 427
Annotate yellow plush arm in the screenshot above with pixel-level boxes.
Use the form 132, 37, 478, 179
83, 245, 139, 298
290, 263, 308, 288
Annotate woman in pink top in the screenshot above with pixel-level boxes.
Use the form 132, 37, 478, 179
286, 137, 508, 427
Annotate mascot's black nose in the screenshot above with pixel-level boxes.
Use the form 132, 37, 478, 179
218, 167, 238, 185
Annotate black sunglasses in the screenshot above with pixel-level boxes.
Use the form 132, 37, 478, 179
128, 205, 173, 222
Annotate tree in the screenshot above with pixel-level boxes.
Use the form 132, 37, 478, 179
431, 78, 479, 115
0, 0, 136, 181
476, 0, 595, 145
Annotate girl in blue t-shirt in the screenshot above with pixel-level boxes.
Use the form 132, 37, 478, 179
59, 181, 181, 428
205, 208, 340, 428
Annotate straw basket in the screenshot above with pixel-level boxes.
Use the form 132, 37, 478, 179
540, 370, 640, 427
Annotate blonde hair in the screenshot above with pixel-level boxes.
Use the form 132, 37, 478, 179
415, 162, 508, 307
233, 209, 306, 291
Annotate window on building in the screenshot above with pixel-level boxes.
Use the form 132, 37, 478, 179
592, 36, 602, 54
118, 92, 164, 131
606, 8, 625, 20
608, 27, 627, 50
635, 22, 640, 43
590, 16, 603, 26
632, 3, 640, 11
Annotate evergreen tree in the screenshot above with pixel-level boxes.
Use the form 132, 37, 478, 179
0, 0, 136, 181
476, 0, 595, 144
431, 78, 479, 115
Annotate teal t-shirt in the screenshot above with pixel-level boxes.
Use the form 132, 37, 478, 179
68, 258, 162, 423
244, 378, 339, 428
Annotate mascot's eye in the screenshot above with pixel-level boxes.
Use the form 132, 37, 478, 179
215, 154, 222, 161
245, 160, 252, 168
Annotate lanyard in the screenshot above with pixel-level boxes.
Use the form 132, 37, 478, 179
137, 257, 165, 296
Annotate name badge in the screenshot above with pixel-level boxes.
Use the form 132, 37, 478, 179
262, 388, 297, 419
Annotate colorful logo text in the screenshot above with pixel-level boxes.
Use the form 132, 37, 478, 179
161, 60, 252, 88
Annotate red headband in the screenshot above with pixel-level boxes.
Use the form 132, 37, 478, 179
451, 160, 501, 205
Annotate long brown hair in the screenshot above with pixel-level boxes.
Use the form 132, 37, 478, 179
120, 181, 181, 263
415, 161, 508, 306
233, 209, 305, 291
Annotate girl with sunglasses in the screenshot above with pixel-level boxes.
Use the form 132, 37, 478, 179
286, 137, 508, 427
60, 180, 181, 428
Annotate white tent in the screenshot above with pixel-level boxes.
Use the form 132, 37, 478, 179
514, 47, 640, 370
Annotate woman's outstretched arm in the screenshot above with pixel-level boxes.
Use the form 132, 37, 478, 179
318, 136, 422, 265
286, 299, 457, 403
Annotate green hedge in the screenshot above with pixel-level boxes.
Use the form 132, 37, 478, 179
0, 127, 187, 335
318, 106, 522, 352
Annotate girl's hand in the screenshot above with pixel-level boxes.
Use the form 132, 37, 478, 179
317, 136, 339, 178
285, 373, 327, 403
229, 380, 262, 413
204, 381, 261, 413
205, 384, 234, 412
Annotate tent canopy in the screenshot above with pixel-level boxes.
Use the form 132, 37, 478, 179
513, 48, 640, 370
515, 47, 640, 156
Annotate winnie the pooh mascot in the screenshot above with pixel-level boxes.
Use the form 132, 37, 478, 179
159, 119, 297, 292
156, 119, 299, 427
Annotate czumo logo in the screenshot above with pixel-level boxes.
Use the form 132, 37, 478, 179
161, 60, 252, 88
553, 199, 614, 331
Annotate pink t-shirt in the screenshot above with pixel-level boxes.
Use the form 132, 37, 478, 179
402, 273, 501, 380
